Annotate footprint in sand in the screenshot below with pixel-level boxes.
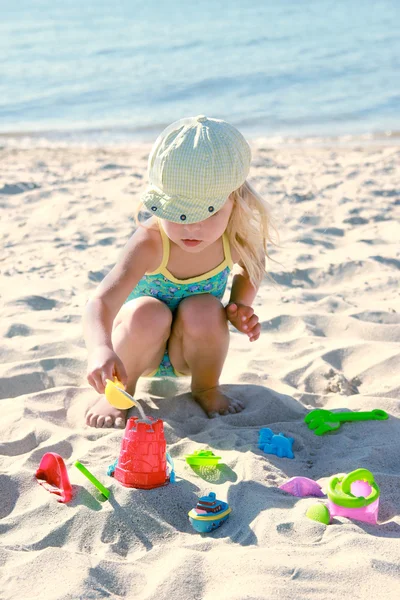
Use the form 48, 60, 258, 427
12, 296, 58, 311
324, 368, 361, 395
0, 182, 40, 195
343, 216, 369, 225
5, 323, 32, 338
88, 270, 107, 283
0, 475, 18, 519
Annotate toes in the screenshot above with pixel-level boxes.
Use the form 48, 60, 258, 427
87, 413, 98, 428
114, 417, 126, 429
96, 416, 106, 428
87, 414, 125, 428
207, 402, 246, 417
207, 411, 219, 419
229, 401, 245, 413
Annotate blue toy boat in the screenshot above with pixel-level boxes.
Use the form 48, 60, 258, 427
188, 492, 231, 533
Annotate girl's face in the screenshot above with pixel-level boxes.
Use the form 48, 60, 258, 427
159, 195, 234, 252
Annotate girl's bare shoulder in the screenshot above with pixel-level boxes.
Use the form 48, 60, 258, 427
130, 216, 163, 272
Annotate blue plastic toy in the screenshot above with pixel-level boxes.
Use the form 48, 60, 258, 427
188, 492, 231, 533
166, 452, 176, 483
258, 428, 294, 459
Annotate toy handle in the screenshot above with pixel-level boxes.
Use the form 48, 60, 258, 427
336, 409, 388, 422
166, 452, 176, 483
341, 468, 375, 496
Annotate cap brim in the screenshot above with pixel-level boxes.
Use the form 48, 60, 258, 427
141, 187, 228, 224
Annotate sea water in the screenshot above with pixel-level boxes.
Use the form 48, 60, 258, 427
0, 0, 399, 143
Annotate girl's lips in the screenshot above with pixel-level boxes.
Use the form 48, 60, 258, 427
182, 239, 202, 247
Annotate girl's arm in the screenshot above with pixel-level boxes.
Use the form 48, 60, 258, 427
83, 227, 156, 354
226, 253, 264, 342
228, 247, 265, 306
228, 263, 260, 307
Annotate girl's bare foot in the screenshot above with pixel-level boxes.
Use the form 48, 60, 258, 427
85, 395, 127, 428
191, 386, 245, 418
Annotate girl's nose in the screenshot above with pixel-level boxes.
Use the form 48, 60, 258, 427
183, 223, 202, 236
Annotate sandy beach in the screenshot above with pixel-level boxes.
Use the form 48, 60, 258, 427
1, 137, 399, 600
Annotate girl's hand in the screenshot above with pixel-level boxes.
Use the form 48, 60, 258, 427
86, 345, 128, 394
225, 302, 261, 342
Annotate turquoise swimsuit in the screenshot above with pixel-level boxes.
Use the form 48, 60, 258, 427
125, 221, 233, 377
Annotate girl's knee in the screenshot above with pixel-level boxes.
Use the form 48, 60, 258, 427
176, 294, 227, 337
115, 297, 172, 340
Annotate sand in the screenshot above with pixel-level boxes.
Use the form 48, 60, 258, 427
1, 136, 399, 600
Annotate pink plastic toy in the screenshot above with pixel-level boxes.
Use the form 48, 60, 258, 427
279, 476, 324, 498
327, 468, 380, 524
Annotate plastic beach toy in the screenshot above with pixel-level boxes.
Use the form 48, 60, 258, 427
105, 378, 148, 420
279, 476, 324, 498
188, 492, 231, 533
258, 428, 294, 459
111, 416, 170, 489
185, 450, 222, 466
35, 452, 73, 503
105, 377, 131, 408
74, 461, 110, 499
306, 503, 331, 525
327, 468, 380, 524
304, 408, 388, 435
166, 452, 176, 483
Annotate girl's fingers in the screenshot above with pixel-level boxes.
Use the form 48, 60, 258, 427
250, 323, 261, 335
115, 362, 128, 386
88, 373, 101, 393
245, 314, 259, 329
248, 323, 261, 341
226, 302, 237, 312
242, 314, 259, 331
226, 303, 238, 321
93, 373, 105, 394
239, 306, 254, 321
102, 369, 114, 388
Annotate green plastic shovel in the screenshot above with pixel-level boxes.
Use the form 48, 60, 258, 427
304, 408, 388, 435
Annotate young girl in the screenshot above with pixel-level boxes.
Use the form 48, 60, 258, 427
84, 115, 278, 428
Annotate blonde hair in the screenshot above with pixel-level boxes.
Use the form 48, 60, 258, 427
227, 180, 281, 288
133, 179, 281, 288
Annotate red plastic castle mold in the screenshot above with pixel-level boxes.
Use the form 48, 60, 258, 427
114, 417, 169, 489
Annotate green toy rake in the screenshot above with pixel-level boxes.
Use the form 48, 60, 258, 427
304, 409, 388, 436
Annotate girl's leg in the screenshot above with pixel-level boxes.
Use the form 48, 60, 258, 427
167, 294, 245, 417
85, 297, 172, 428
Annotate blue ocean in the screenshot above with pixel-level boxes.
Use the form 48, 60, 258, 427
0, 0, 399, 142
